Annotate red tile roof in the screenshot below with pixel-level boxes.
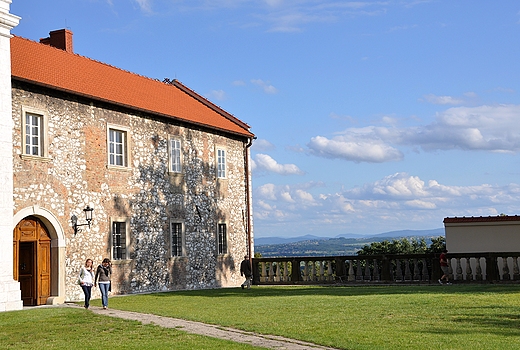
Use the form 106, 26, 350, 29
444, 215, 520, 224
10, 36, 253, 138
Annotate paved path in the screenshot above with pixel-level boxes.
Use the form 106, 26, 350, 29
71, 304, 338, 350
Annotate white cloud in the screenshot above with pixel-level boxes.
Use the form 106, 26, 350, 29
253, 173, 520, 237
347, 173, 430, 199
494, 87, 515, 94
251, 138, 275, 151
306, 104, 520, 163
295, 189, 314, 203
388, 24, 418, 32
260, 1, 391, 32
410, 104, 520, 152
257, 199, 273, 210
264, 0, 284, 7
251, 79, 278, 94
307, 134, 403, 163
280, 191, 295, 203
205, 89, 226, 101
134, 1, 402, 32
256, 183, 277, 200
421, 94, 464, 105
135, 0, 152, 13
253, 154, 304, 175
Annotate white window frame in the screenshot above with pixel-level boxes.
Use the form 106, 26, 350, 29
107, 124, 130, 169
216, 147, 226, 179
168, 137, 182, 174
170, 220, 185, 258
110, 218, 130, 261
21, 106, 50, 160
217, 222, 228, 255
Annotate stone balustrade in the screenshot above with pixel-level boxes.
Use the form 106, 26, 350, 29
252, 252, 520, 285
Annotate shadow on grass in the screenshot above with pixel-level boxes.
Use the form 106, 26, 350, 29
138, 284, 520, 299
425, 313, 520, 336
104, 284, 520, 343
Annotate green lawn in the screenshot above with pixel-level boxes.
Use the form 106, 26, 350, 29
0, 307, 265, 349
104, 284, 520, 350
3, 285, 520, 349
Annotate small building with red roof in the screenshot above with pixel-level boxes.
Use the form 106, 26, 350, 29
9, 28, 254, 305
444, 215, 520, 253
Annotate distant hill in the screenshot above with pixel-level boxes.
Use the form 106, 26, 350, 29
255, 228, 444, 246
254, 228, 445, 257
370, 228, 445, 238
254, 235, 324, 245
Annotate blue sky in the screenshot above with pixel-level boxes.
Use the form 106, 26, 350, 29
10, 1, 520, 238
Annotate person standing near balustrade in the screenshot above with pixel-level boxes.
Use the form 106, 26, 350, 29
240, 256, 252, 289
438, 249, 452, 285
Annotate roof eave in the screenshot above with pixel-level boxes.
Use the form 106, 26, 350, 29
171, 79, 252, 130
12, 76, 255, 139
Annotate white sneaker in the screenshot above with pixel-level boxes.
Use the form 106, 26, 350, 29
438, 279, 443, 285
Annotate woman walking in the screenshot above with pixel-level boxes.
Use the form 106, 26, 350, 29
78, 258, 94, 309
95, 258, 112, 309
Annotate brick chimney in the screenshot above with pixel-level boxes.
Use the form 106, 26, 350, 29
40, 29, 73, 53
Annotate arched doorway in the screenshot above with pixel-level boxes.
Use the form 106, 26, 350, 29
13, 216, 51, 306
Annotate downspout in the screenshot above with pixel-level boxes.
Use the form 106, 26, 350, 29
244, 137, 255, 261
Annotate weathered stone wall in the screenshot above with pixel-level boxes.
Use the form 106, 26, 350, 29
12, 82, 251, 301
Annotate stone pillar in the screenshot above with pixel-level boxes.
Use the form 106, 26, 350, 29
0, 0, 21, 312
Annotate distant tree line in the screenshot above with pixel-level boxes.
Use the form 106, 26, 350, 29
357, 236, 445, 255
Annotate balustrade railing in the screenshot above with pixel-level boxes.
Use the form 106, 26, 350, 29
252, 252, 520, 285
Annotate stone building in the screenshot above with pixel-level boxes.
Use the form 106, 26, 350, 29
7, 27, 254, 306
0, 0, 22, 312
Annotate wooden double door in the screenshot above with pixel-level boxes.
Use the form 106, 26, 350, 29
13, 217, 51, 306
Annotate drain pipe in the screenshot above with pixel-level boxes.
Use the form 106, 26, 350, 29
244, 136, 255, 261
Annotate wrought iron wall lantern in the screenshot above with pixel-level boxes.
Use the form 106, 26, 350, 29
71, 205, 94, 235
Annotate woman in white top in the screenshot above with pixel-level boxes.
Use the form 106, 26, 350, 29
78, 258, 94, 309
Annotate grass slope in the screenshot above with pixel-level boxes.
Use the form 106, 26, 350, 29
106, 285, 520, 350
3, 285, 520, 349
0, 307, 264, 349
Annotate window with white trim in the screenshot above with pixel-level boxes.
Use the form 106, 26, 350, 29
169, 138, 182, 173
108, 127, 128, 167
25, 113, 42, 156
170, 221, 184, 257
217, 148, 226, 178
21, 107, 49, 159
112, 220, 128, 260
217, 223, 227, 255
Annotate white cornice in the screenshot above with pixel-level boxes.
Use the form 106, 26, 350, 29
0, 0, 20, 38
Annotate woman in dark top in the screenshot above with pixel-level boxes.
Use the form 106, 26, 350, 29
95, 258, 112, 309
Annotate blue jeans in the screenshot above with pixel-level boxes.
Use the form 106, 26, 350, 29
99, 283, 110, 307
81, 284, 92, 308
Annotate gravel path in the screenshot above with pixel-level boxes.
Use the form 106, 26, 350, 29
78, 305, 338, 350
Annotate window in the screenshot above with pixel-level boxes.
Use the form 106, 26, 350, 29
169, 138, 182, 173
21, 107, 49, 159
170, 222, 184, 257
108, 127, 128, 167
112, 221, 127, 260
217, 223, 227, 255
25, 113, 42, 156
217, 148, 226, 178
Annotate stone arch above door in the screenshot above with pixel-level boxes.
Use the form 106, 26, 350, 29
14, 206, 65, 248
13, 206, 66, 304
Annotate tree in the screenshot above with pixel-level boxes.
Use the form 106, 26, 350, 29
357, 236, 445, 255
425, 236, 445, 253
